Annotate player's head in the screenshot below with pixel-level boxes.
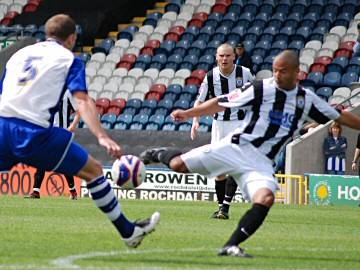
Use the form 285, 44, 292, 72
273, 50, 300, 90
45, 14, 77, 50
216, 43, 236, 73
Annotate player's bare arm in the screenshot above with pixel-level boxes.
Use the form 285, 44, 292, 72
190, 99, 203, 140
73, 91, 122, 158
172, 97, 224, 122
336, 110, 360, 130
67, 111, 81, 132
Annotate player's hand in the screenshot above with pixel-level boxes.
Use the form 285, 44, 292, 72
67, 125, 76, 132
191, 120, 199, 140
351, 162, 357, 171
171, 110, 188, 122
98, 136, 122, 159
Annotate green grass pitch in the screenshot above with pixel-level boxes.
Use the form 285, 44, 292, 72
0, 196, 359, 270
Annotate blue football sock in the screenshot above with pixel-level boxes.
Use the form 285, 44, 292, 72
87, 176, 135, 238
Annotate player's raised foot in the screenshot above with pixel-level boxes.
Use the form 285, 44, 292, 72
216, 210, 229, 220
122, 211, 160, 248
24, 191, 40, 199
139, 147, 167, 165
218, 246, 252, 258
69, 190, 78, 200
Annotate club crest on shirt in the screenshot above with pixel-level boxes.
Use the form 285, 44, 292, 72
296, 96, 305, 109
236, 77, 243, 87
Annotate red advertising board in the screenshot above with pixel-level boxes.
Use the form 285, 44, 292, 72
0, 164, 82, 197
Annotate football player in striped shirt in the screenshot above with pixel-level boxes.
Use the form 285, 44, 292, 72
141, 50, 360, 257
191, 43, 254, 219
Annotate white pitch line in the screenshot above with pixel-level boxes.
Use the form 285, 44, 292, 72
52, 247, 212, 269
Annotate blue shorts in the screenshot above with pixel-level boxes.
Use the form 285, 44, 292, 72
0, 117, 88, 175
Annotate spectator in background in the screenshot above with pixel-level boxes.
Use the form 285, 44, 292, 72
323, 122, 347, 175
352, 23, 360, 57
351, 133, 360, 177
235, 42, 253, 73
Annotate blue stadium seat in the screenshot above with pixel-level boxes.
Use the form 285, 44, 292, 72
323, 72, 341, 88
197, 54, 215, 71
77, 52, 91, 63
117, 26, 138, 41
150, 54, 167, 70
155, 40, 176, 56
182, 54, 198, 69
187, 40, 206, 57
261, 55, 275, 70
316, 87, 333, 101
253, 40, 271, 58
162, 115, 177, 131
163, 92, 177, 101
259, 2, 274, 14
341, 72, 359, 86
242, 40, 255, 54
327, 57, 349, 73
340, 3, 357, 14
228, 3, 242, 13
308, 2, 323, 14
141, 99, 158, 111
183, 84, 198, 96
346, 57, 360, 73
309, 26, 328, 42
173, 99, 190, 110
199, 115, 213, 127
115, 113, 133, 129
125, 98, 142, 111
198, 25, 215, 43
253, 12, 270, 28
334, 12, 352, 27
23, 24, 37, 36
220, 12, 238, 28
252, 55, 263, 66
167, 84, 182, 95
131, 113, 149, 125
154, 107, 169, 116
173, 39, 191, 56
291, 26, 311, 43
165, 2, 181, 13
136, 54, 152, 68
275, 1, 291, 14
243, 2, 259, 14
122, 107, 137, 116
178, 122, 192, 131
101, 113, 117, 129
158, 99, 173, 112
237, 12, 254, 28
227, 26, 246, 42
92, 38, 114, 55
178, 92, 193, 102
302, 72, 324, 88
145, 114, 166, 130
166, 54, 183, 70
181, 26, 199, 43
288, 40, 304, 53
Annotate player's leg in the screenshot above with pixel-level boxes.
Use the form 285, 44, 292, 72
24, 168, 45, 199
211, 176, 226, 218
24, 126, 159, 248
219, 175, 277, 257
218, 176, 238, 219
64, 174, 77, 200
60, 145, 160, 248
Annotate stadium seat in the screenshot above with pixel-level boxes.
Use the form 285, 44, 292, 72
341, 72, 359, 86
161, 115, 178, 131
315, 87, 333, 101
323, 72, 341, 88
101, 113, 117, 129
167, 84, 182, 95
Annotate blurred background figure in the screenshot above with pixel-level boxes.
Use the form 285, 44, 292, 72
323, 122, 347, 175
235, 42, 253, 73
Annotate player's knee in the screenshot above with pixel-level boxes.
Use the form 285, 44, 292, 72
169, 156, 189, 173
77, 155, 103, 181
252, 188, 275, 207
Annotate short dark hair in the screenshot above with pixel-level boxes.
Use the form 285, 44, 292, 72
45, 14, 76, 42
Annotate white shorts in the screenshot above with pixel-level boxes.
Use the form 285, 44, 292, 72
211, 119, 243, 143
181, 136, 279, 202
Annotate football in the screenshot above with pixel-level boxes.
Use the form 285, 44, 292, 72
111, 155, 146, 188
